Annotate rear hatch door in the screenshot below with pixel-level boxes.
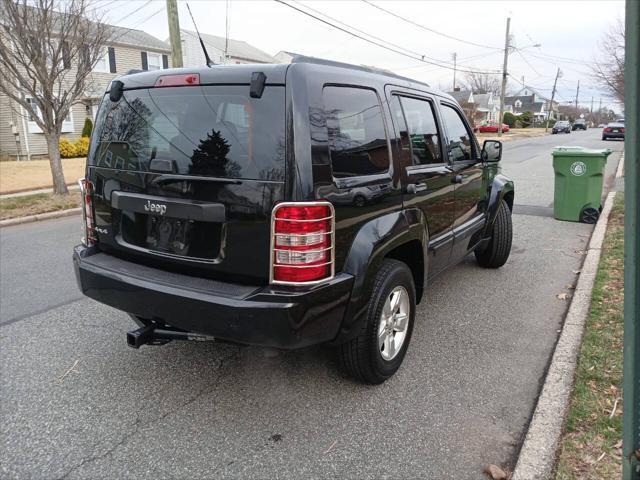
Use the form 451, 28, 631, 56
88, 80, 286, 284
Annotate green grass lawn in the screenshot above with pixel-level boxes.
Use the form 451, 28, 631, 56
555, 193, 624, 479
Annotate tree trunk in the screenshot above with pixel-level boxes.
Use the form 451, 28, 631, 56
45, 132, 69, 195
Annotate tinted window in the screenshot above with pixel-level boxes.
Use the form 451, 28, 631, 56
90, 86, 285, 180
440, 104, 473, 161
392, 96, 442, 165
323, 86, 389, 178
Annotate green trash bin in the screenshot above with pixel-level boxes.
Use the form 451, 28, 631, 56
552, 146, 612, 223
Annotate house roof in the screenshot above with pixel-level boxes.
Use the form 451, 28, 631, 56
473, 93, 494, 110
108, 25, 170, 52
447, 90, 473, 103
505, 95, 545, 113
0, 5, 170, 52
181, 30, 276, 63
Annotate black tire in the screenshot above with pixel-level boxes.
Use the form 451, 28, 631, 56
338, 259, 416, 384
353, 195, 366, 207
475, 199, 513, 268
602, 136, 607, 141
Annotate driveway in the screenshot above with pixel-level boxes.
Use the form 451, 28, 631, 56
0, 129, 623, 479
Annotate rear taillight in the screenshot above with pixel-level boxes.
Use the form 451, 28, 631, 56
79, 178, 96, 246
604, 127, 612, 132
271, 202, 334, 284
620, 127, 625, 133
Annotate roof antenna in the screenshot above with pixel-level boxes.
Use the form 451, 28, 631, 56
186, 3, 214, 67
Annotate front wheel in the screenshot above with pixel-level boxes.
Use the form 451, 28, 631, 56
475, 199, 513, 268
338, 259, 416, 384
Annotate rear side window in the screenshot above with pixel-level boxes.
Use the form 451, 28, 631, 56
90, 85, 285, 180
323, 86, 389, 178
440, 104, 473, 161
390, 95, 442, 165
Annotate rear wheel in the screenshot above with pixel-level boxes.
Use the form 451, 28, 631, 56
475, 199, 512, 268
338, 259, 416, 384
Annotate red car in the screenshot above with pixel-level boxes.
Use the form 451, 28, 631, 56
477, 122, 510, 133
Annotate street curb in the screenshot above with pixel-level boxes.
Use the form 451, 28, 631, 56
0, 208, 81, 228
511, 190, 617, 480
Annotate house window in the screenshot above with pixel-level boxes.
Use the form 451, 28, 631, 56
24, 97, 74, 134
515, 99, 522, 109
93, 49, 109, 73
147, 52, 162, 70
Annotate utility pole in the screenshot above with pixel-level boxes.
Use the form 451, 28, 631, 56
622, 0, 639, 477
497, 17, 511, 137
452, 52, 457, 91
574, 79, 580, 110
545, 67, 561, 132
166, 0, 183, 68
224, 0, 230, 63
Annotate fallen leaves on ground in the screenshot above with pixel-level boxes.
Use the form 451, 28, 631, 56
484, 464, 508, 480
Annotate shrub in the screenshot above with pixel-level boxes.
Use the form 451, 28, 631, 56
59, 137, 90, 158
75, 137, 90, 157
503, 112, 516, 128
81, 117, 93, 138
517, 111, 533, 128
59, 138, 77, 158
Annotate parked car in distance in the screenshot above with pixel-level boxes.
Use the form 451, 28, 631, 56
572, 118, 587, 131
477, 122, 510, 133
73, 57, 514, 384
552, 120, 571, 134
602, 122, 625, 141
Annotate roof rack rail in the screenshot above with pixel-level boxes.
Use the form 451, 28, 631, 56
125, 69, 145, 75
290, 55, 430, 88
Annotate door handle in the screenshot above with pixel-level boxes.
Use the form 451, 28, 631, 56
406, 183, 427, 194
452, 175, 463, 184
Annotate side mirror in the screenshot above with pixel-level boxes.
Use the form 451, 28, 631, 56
481, 140, 502, 162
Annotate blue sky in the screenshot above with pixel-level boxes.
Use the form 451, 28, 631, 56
97, 0, 625, 113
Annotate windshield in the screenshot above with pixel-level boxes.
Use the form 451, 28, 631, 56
89, 85, 286, 180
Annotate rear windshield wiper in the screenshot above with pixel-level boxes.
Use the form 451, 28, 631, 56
150, 174, 242, 186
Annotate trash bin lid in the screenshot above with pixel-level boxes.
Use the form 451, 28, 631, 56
552, 146, 613, 157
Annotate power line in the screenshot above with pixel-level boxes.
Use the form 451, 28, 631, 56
111, 0, 153, 26
289, 0, 496, 71
361, 0, 502, 51
274, 0, 501, 75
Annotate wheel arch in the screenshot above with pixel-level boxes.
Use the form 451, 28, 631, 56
484, 173, 515, 235
333, 208, 428, 344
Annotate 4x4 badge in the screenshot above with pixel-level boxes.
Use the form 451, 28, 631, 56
144, 200, 167, 215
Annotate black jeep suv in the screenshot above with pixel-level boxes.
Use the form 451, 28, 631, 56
74, 57, 514, 384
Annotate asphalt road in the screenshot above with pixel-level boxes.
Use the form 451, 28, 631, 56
0, 129, 623, 479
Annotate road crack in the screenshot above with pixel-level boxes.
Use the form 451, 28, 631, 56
55, 347, 241, 479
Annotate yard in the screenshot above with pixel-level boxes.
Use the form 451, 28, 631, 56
0, 158, 86, 194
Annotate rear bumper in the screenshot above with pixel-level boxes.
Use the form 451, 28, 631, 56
603, 132, 624, 138
73, 245, 354, 349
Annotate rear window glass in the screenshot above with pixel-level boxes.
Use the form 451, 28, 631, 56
90, 86, 285, 180
323, 86, 389, 178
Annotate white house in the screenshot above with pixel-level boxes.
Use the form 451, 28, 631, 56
179, 30, 276, 67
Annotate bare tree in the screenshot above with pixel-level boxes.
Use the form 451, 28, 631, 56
591, 19, 624, 103
464, 71, 500, 95
0, 0, 111, 194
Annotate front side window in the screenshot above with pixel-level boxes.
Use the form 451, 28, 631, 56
391, 95, 442, 165
323, 86, 389, 178
440, 104, 473, 161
